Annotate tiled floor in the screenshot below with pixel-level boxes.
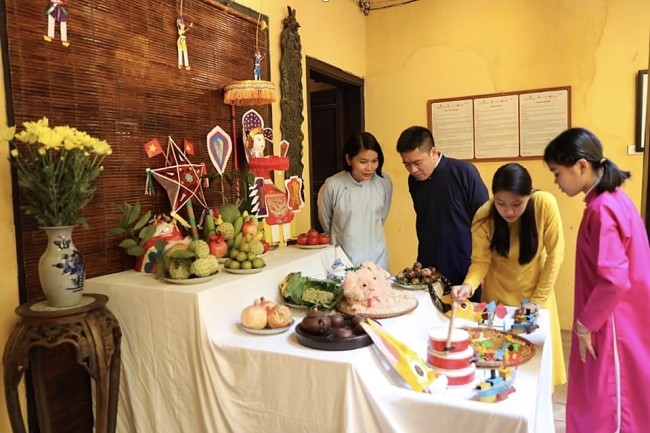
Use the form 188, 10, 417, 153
553, 330, 571, 433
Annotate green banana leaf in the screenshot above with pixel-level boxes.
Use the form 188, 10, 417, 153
279, 272, 343, 309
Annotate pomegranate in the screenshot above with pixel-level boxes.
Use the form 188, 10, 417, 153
258, 297, 275, 312
208, 234, 228, 258
241, 299, 268, 329
267, 304, 293, 328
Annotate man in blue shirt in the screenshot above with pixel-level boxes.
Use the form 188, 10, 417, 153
396, 126, 488, 301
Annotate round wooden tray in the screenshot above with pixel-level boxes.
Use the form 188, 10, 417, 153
466, 327, 537, 368
336, 295, 418, 319
294, 321, 373, 351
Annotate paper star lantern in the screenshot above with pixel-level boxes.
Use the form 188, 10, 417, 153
147, 136, 208, 213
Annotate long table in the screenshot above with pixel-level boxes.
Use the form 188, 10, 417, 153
85, 245, 554, 433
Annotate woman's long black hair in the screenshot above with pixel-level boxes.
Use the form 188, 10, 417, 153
342, 132, 386, 177
544, 127, 630, 193
488, 163, 538, 265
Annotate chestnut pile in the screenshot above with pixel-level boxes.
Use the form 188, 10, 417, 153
395, 261, 452, 287
298, 310, 368, 339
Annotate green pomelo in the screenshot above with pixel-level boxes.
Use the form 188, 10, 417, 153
218, 203, 240, 224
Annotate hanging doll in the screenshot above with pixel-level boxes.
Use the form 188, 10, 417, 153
253, 50, 264, 80
177, 17, 193, 70
44, 0, 69, 47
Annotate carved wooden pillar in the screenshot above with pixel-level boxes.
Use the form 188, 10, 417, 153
280, 6, 305, 179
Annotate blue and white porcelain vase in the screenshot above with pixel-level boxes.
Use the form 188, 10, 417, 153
38, 226, 85, 308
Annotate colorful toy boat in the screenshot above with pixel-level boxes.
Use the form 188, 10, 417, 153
475, 367, 516, 403
511, 299, 539, 334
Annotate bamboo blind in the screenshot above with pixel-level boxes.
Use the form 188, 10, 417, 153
4, 0, 271, 300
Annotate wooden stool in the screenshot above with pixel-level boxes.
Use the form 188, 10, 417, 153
3, 294, 121, 433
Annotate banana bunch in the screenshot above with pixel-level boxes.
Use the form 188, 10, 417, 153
223, 211, 268, 270
227, 211, 264, 251
204, 212, 239, 244
203, 213, 219, 239
233, 214, 244, 235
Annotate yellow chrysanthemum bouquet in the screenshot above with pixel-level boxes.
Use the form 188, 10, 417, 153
2, 117, 112, 228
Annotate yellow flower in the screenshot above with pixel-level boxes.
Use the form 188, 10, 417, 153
0, 125, 16, 144
7, 117, 112, 228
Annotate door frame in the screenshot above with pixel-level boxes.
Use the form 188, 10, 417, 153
306, 57, 364, 229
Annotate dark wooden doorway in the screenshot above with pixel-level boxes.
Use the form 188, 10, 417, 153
306, 57, 364, 232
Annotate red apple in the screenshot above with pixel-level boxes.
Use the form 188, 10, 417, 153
296, 233, 308, 245
241, 220, 258, 236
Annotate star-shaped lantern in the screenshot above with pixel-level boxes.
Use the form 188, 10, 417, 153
147, 136, 208, 213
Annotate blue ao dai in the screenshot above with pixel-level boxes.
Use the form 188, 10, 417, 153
317, 171, 392, 270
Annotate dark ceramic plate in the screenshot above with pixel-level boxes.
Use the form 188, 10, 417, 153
294, 319, 374, 351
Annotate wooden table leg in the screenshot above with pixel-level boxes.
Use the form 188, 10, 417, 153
3, 323, 28, 433
107, 325, 122, 433
31, 347, 53, 433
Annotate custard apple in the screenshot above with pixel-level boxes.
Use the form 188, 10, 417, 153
169, 259, 191, 279
217, 222, 235, 240
190, 255, 219, 277
249, 240, 264, 255
189, 239, 210, 258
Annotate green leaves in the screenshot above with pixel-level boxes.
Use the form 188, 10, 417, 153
107, 202, 159, 257
279, 272, 343, 310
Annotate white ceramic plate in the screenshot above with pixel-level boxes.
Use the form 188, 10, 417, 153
295, 244, 328, 250
224, 267, 265, 274
164, 273, 219, 285
240, 320, 294, 335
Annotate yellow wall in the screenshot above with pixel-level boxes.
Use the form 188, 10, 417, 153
0, 2, 648, 425
364, 0, 650, 328
0, 30, 20, 432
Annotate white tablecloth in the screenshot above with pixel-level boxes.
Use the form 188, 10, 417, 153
86, 245, 554, 433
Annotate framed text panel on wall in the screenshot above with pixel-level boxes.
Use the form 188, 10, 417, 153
636, 70, 648, 152
427, 87, 571, 161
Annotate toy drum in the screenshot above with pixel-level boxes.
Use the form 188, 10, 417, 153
428, 327, 470, 353
427, 346, 475, 370
432, 364, 476, 387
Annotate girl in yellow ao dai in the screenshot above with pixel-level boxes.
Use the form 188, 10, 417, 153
452, 163, 566, 387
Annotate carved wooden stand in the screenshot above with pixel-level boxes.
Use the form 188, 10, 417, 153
3, 294, 121, 433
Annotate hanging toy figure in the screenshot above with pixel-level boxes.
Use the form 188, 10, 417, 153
44, 0, 69, 47
253, 50, 264, 80
176, 17, 193, 70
